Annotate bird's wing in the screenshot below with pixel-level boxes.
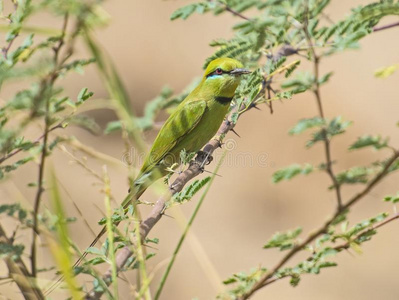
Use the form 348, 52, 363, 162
140, 99, 207, 174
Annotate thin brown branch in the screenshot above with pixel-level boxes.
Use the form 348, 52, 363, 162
1, 3, 19, 59
237, 149, 399, 300
373, 21, 399, 32
2, 37, 17, 59
224, 5, 251, 21
30, 14, 69, 278
302, 4, 343, 210
0, 224, 44, 300
30, 87, 52, 278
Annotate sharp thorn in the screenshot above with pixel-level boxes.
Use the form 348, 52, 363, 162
231, 128, 241, 138
143, 244, 158, 250
202, 169, 222, 177
162, 213, 174, 219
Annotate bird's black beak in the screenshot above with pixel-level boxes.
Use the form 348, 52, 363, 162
230, 68, 251, 76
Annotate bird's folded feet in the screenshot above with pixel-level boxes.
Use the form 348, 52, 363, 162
196, 150, 213, 167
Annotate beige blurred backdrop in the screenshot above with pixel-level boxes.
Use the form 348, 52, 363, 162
2, 0, 399, 299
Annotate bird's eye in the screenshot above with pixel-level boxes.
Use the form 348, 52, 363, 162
215, 68, 223, 75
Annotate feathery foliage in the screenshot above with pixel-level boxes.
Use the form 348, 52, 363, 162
1, 0, 399, 299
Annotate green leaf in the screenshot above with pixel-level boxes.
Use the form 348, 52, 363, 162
334, 166, 376, 187
331, 209, 349, 226
345, 213, 388, 238
203, 39, 253, 69
264, 227, 302, 251
356, 2, 399, 22
221, 267, 267, 296
179, 149, 196, 166
289, 117, 325, 135
77, 87, 94, 105
285, 60, 301, 78
171, 177, 211, 205
104, 120, 122, 134
306, 117, 351, 148
318, 72, 334, 85
68, 115, 100, 135
0, 203, 29, 223
349, 135, 389, 150
62, 58, 96, 75
289, 275, 301, 287
374, 64, 399, 78
272, 163, 313, 183
86, 247, 105, 256
0, 243, 25, 260
384, 193, 399, 203
281, 72, 314, 94
145, 237, 159, 245
170, 2, 215, 21
1, 156, 35, 175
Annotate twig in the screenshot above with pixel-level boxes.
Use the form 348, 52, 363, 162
224, 5, 251, 21
237, 149, 399, 300
103, 166, 119, 299
2, 37, 17, 59
30, 13, 69, 278
303, 4, 343, 210
1, 2, 19, 59
373, 21, 399, 32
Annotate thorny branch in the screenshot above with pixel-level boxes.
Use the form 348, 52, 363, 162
84, 98, 258, 300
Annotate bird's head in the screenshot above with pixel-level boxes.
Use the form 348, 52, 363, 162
200, 57, 250, 98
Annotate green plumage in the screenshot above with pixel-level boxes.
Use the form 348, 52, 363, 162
133, 57, 249, 192
71, 57, 249, 271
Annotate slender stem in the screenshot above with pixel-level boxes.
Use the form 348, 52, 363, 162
224, 5, 251, 21
30, 89, 51, 278
30, 13, 69, 278
155, 151, 227, 300
373, 21, 399, 32
103, 166, 119, 299
135, 227, 151, 299
1, 2, 19, 59
302, 4, 342, 210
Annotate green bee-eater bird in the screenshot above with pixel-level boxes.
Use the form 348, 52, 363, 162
45, 57, 249, 294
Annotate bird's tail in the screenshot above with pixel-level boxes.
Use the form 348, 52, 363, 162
43, 183, 147, 296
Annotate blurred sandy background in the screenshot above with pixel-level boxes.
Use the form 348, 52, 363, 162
1, 0, 399, 299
